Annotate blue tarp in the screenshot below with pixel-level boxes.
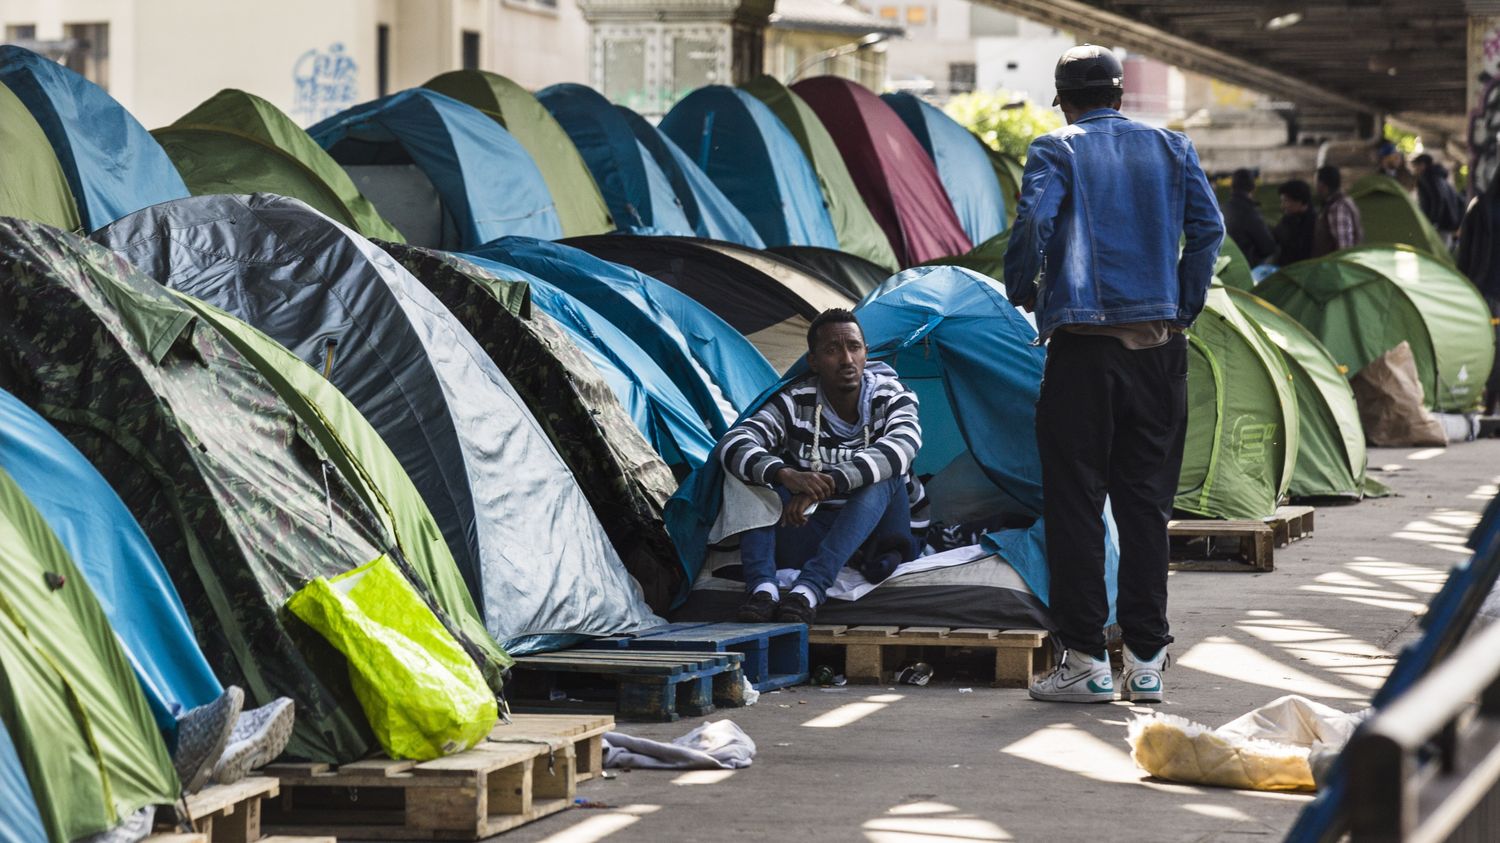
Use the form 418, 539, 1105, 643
616, 107, 766, 248
0, 719, 44, 843
881, 93, 1006, 246
666, 266, 1115, 608
660, 86, 839, 249
537, 84, 697, 236
0, 389, 223, 737
0, 46, 187, 232
469, 237, 777, 437
459, 252, 717, 470
309, 88, 562, 248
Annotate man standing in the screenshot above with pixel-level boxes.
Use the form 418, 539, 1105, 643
1003, 45, 1223, 704
1224, 168, 1277, 267
1412, 154, 1464, 246
1272, 179, 1317, 266
1313, 166, 1363, 257
719, 309, 924, 625
1375, 140, 1417, 192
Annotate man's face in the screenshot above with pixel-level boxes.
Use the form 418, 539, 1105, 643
809, 322, 867, 395
1382, 152, 1403, 171
1412, 160, 1428, 177
1317, 180, 1332, 200
1279, 194, 1307, 215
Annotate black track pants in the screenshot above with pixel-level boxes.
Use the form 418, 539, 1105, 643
1036, 331, 1188, 659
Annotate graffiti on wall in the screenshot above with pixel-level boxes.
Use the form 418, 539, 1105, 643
1469, 25, 1500, 196
292, 43, 358, 126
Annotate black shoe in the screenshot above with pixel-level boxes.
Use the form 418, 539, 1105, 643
774, 591, 817, 625
736, 591, 779, 622
858, 550, 902, 584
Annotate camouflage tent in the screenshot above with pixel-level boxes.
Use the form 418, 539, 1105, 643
0, 216, 398, 763
380, 243, 682, 611
95, 195, 662, 653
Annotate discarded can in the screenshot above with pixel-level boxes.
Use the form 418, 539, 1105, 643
811, 665, 837, 686
896, 662, 934, 686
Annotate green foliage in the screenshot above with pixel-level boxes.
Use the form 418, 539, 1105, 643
1383, 122, 1420, 156
944, 91, 1062, 162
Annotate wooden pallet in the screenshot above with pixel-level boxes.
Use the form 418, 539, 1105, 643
595, 622, 810, 690
808, 625, 1049, 687
509, 649, 745, 721
489, 713, 612, 784
155, 776, 280, 843
1169, 505, 1316, 572
261, 740, 575, 840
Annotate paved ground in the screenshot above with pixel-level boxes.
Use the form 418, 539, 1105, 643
500, 441, 1500, 843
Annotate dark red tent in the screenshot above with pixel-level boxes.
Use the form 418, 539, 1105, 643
791, 77, 972, 267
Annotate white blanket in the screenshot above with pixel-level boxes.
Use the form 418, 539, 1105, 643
603, 720, 756, 770
773, 544, 991, 601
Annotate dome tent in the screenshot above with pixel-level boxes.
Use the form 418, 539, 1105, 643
1216, 236, 1257, 291
308, 88, 563, 249
154, 88, 406, 242
95, 195, 662, 656
0, 720, 45, 843
423, 70, 613, 237
769, 243, 894, 299
0, 79, 80, 231
1254, 245, 1494, 412
1226, 289, 1371, 500
740, 75, 899, 271
563, 234, 855, 373
1177, 286, 1300, 520
1349, 173, 1454, 262
881, 92, 1007, 246
659, 86, 839, 249
0, 46, 187, 231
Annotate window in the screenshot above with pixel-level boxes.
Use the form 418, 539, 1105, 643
601, 37, 647, 108
1006, 61, 1018, 70
461, 30, 480, 71
878, 6, 898, 19
376, 24, 390, 97
905, 6, 927, 26
4, 24, 36, 42
62, 23, 108, 90
948, 62, 976, 95
671, 35, 722, 100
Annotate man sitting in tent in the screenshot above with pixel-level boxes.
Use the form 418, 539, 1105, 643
719, 309, 924, 624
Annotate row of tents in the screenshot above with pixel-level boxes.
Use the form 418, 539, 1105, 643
0, 43, 1496, 843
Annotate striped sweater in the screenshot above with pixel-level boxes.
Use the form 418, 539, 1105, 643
719, 363, 927, 522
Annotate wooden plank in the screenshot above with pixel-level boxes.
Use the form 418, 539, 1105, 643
899, 627, 950, 639
338, 758, 417, 776
258, 837, 337, 843
181, 777, 279, 819
843, 626, 901, 638
144, 836, 207, 843
262, 763, 328, 777
810, 624, 848, 636
948, 628, 1000, 640
844, 644, 885, 682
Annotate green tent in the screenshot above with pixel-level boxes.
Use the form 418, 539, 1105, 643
174, 295, 513, 686
0, 80, 81, 231
0, 465, 177, 842
919, 229, 1009, 287
153, 89, 406, 242
974, 137, 1023, 226
1254, 245, 1495, 412
1226, 288, 1369, 500
1349, 173, 1453, 262
1177, 286, 1299, 520
740, 75, 899, 272
424, 70, 613, 238
1216, 236, 1256, 291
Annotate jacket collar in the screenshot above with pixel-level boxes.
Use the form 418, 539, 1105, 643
1075, 108, 1124, 125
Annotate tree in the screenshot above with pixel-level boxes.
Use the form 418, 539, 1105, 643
944, 91, 1062, 162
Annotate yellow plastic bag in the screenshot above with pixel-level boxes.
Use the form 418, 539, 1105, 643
287, 555, 498, 760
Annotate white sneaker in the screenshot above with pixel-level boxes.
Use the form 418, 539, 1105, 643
1120, 645, 1168, 704
1028, 649, 1114, 703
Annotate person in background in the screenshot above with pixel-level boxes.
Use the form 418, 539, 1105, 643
1003, 44, 1223, 705
719, 309, 925, 625
1223, 168, 1277, 267
1455, 176, 1500, 416
1376, 140, 1416, 192
1413, 153, 1465, 247
1313, 166, 1363, 257
1272, 179, 1318, 267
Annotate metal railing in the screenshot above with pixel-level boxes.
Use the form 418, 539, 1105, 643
1347, 617, 1500, 843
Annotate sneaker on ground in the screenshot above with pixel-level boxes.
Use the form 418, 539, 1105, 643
1028, 649, 1114, 703
774, 590, 817, 625
736, 591, 779, 623
172, 685, 243, 794
1119, 645, 1168, 704
212, 697, 295, 785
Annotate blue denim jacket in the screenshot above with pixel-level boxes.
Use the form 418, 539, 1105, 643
1002, 109, 1224, 339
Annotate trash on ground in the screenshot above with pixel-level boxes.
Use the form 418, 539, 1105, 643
896, 662, 933, 685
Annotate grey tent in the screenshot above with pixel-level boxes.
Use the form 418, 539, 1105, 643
94, 194, 661, 653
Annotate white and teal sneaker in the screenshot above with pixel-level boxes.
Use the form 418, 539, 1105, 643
1028, 649, 1114, 703
1119, 645, 1168, 704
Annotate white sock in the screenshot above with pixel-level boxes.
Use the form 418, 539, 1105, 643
791, 584, 820, 607
753, 582, 780, 601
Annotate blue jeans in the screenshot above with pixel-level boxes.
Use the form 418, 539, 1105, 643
740, 476, 914, 602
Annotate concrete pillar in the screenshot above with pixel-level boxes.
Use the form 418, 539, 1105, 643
1465, 11, 1500, 193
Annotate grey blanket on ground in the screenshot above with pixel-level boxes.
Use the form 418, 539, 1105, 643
603, 720, 756, 770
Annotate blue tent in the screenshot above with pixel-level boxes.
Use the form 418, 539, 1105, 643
616, 106, 766, 248
537, 83, 697, 236
0, 389, 223, 737
308, 88, 562, 249
660, 86, 839, 250
0, 45, 187, 231
881, 93, 1006, 246
0, 719, 44, 843
459, 252, 717, 470
666, 266, 1116, 608
469, 237, 777, 437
